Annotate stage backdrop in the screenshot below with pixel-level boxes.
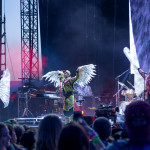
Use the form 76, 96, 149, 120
130, 0, 150, 72
39, 0, 129, 98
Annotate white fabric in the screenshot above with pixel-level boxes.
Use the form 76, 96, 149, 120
122, 1, 144, 96
0, 68, 10, 108
123, 47, 144, 96
129, 0, 139, 73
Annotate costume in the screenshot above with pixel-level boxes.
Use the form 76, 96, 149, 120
62, 71, 79, 118
138, 68, 150, 102
43, 64, 96, 123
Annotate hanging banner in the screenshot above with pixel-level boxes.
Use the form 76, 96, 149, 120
128, 0, 146, 96
130, 0, 150, 72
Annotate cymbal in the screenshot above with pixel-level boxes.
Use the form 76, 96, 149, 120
118, 81, 128, 89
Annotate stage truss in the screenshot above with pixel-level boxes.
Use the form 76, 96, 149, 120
0, 0, 6, 78
20, 0, 39, 85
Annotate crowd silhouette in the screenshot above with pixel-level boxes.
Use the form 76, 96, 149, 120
0, 100, 150, 150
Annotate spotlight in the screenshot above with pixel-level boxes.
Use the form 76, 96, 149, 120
81, 110, 84, 115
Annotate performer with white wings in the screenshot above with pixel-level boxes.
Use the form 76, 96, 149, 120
43, 64, 96, 123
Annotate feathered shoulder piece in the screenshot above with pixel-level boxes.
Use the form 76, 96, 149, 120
75, 64, 96, 87
0, 68, 10, 108
42, 70, 64, 87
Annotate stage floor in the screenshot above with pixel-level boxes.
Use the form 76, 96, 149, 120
14, 113, 124, 128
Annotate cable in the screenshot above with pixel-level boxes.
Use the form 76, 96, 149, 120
93, 0, 96, 41
113, 0, 117, 91
3, 0, 14, 79
85, 0, 88, 63
6, 38, 16, 81
45, 0, 49, 54
3, 0, 5, 15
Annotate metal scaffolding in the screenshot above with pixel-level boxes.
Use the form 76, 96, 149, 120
0, 0, 6, 79
20, 0, 39, 86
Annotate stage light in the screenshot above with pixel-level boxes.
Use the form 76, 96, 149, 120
73, 111, 83, 121
81, 110, 84, 115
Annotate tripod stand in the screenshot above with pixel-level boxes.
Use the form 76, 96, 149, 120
22, 92, 33, 117
114, 69, 129, 106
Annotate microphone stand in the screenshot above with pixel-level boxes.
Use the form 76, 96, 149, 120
59, 77, 64, 114
114, 69, 129, 106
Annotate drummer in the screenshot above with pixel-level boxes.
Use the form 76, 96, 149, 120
120, 89, 136, 115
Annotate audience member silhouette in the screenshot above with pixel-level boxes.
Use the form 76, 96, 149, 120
14, 125, 25, 145
21, 129, 36, 150
93, 117, 111, 146
36, 114, 62, 150
0, 123, 10, 150
58, 122, 89, 150
6, 123, 25, 150
103, 101, 150, 150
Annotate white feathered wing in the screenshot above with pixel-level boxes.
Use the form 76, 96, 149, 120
42, 70, 64, 87
0, 68, 10, 108
75, 64, 96, 87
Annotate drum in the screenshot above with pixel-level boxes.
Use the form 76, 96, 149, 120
125, 89, 136, 101
126, 89, 134, 94
121, 90, 126, 96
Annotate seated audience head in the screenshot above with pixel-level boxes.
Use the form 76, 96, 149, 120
21, 129, 36, 150
23, 124, 30, 131
8, 119, 18, 125
0, 122, 11, 149
6, 123, 17, 144
14, 125, 25, 144
125, 100, 150, 145
58, 122, 89, 150
93, 117, 111, 141
111, 128, 123, 140
36, 114, 62, 150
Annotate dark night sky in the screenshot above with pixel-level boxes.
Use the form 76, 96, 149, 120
39, 0, 129, 97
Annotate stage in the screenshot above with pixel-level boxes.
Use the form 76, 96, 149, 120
14, 112, 124, 128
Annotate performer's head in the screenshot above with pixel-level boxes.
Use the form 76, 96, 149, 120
63, 70, 71, 78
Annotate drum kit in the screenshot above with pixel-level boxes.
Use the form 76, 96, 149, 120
121, 89, 136, 101
114, 69, 136, 115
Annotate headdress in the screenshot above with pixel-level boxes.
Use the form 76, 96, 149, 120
63, 70, 71, 76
